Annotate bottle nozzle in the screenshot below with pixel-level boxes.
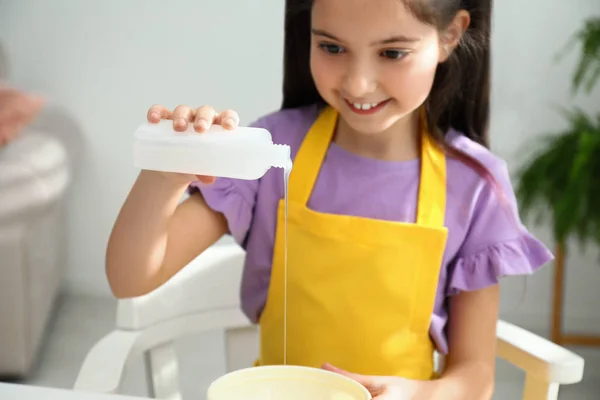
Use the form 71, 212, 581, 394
270, 144, 292, 170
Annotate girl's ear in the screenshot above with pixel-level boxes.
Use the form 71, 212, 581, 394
439, 10, 470, 63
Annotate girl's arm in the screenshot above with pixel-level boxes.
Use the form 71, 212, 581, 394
106, 170, 228, 299
438, 284, 500, 399
106, 104, 244, 299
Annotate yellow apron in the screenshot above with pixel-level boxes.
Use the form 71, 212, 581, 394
257, 106, 448, 380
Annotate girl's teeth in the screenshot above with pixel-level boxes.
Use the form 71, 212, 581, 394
352, 102, 380, 110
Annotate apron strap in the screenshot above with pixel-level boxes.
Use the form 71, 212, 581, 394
416, 125, 447, 228
288, 106, 338, 206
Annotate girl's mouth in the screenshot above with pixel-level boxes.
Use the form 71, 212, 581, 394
344, 98, 391, 115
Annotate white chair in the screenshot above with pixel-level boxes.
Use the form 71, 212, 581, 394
74, 243, 585, 400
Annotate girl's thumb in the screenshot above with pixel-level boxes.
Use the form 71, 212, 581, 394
321, 363, 374, 387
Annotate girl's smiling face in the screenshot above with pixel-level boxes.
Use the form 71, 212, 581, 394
309, 0, 453, 135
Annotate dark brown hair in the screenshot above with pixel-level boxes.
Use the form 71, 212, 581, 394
281, 0, 495, 183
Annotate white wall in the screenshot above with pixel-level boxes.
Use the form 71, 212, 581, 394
0, 0, 285, 292
1, 0, 598, 333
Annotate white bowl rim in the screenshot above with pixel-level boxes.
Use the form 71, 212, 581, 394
207, 365, 371, 398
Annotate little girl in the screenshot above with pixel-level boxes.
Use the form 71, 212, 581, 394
107, 0, 553, 398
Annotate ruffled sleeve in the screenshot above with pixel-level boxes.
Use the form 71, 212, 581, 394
446, 159, 554, 296
447, 233, 554, 295
187, 116, 270, 248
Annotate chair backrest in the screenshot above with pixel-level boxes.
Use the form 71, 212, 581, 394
116, 244, 248, 330
74, 242, 583, 400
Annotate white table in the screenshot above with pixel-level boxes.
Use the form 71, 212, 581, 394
0, 383, 150, 400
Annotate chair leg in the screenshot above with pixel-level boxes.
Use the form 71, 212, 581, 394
522, 374, 559, 400
143, 341, 182, 400
225, 325, 259, 372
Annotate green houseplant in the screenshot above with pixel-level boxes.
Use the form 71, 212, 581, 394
514, 17, 600, 346
515, 17, 600, 252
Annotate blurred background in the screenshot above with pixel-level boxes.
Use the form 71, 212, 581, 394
0, 0, 599, 399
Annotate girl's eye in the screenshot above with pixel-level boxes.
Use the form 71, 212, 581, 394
319, 43, 345, 55
381, 49, 407, 60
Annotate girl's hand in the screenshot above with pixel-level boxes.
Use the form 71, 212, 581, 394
145, 104, 241, 184
322, 363, 437, 400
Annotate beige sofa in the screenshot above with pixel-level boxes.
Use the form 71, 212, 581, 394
0, 40, 83, 378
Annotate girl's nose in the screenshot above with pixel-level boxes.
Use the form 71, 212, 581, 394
342, 61, 378, 98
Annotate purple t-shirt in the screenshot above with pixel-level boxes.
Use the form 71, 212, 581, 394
190, 104, 553, 355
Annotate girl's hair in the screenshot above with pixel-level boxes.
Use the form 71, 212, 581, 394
281, 0, 495, 184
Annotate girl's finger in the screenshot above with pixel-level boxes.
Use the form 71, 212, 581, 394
172, 105, 194, 132
321, 363, 373, 387
193, 105, 218, 133
322, 363, 387, 396
215, 109, 240, 130
147, 104, 173, 123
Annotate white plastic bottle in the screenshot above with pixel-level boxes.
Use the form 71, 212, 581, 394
133, 119, 292, 180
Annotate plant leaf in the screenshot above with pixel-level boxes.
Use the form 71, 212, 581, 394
514, 109, 600, 249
